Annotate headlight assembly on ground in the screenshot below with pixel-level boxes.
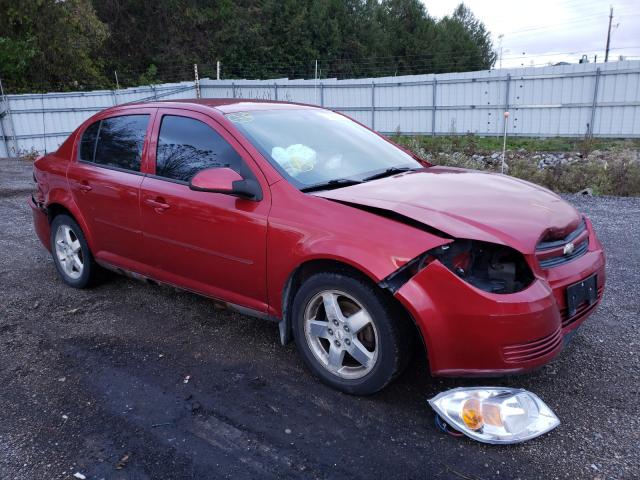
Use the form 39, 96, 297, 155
429, 387, 560, 444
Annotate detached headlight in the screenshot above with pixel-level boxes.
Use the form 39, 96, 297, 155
429, 387, 560, 444
428, 240, 534, 294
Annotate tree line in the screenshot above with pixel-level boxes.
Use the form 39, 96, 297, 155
0, 0, 496, 93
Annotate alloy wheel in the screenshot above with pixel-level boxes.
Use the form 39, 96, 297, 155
303, 289, 379, 380
54, 224, 84, 280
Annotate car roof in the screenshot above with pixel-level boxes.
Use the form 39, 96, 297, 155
113, 98, 321, 114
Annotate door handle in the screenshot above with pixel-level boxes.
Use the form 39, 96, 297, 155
78, 181, 92, 192
145, 198, 171, 212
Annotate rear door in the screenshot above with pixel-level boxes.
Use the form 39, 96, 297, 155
67, 109, 154, 267
139, 109, 271, 312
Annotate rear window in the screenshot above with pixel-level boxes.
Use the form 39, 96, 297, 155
79, 115, 149, 172
79, 121, 100, 162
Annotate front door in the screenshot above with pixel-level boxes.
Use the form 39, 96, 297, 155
139, 109, 270, 312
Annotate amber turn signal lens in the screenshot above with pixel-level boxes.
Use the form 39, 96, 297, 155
461, 398, 483, 430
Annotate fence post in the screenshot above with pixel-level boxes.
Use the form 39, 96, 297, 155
500, 73, 512, 172
194, 64, 201, 99
0, 78, 17, 157
589, 68, 601, 137
232, 82, 236, 99
274, 83, 278, 101
40, 92, 47, 154
320, 83, 324, 107
0, 101, 8, 158
504, 73, 511, 112
113, 71, 121, 105
502, 73, 511, 136
0, 79, 8, 157
371, 82, 375, 130
431, 78, 437, 136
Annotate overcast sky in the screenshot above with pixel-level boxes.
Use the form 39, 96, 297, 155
423, 0, 640, 68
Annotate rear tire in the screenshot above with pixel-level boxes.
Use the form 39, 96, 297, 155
292, 272, 411, 395
49, 214, 98, 288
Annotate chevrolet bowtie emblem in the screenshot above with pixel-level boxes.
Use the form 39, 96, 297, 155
563, 242, 575, 255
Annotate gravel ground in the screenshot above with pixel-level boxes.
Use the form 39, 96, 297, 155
0, 157, 638, 480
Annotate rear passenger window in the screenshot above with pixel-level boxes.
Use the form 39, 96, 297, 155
155, 115, 245, 182
79, 121, 100, 162
82, 115, 149, 171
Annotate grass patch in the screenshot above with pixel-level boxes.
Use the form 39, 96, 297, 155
392, 135, 640, 197
393, 134, 640, 155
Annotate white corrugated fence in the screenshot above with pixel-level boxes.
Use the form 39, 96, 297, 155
1, 61, 639, 157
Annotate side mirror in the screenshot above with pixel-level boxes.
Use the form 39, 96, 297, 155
189, 167, 262, 201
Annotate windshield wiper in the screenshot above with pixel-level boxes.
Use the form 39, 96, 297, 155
361, 166, 418, 182
300, 178, 362, 193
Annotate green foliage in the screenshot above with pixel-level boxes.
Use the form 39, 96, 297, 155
394, 135, 640, 154
138, 64, 159, 86
0, 0, 496, 92
0, 0, 108, 91
0, 37, 36, 79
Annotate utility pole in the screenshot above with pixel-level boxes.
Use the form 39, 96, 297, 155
216, 61, 221, 80
604, 6, 613, 62
498, 34, 504, 69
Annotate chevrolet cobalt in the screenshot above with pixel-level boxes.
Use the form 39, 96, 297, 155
30, 100, 605, 394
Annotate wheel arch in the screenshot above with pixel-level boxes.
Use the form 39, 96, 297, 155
45, 200, 96, 254
47, 203, 75, 223
278, 258, 428, 368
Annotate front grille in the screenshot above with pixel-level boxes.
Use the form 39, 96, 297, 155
560, 286, 604, 328
536, 220, 589, 268
502, 327, 562, 364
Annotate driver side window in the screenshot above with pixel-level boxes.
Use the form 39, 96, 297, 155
155, 115, 245, 183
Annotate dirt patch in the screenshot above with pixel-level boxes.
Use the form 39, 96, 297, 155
1, 158, 639, 479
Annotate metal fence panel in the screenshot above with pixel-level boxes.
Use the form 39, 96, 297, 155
1, 61, 639, 157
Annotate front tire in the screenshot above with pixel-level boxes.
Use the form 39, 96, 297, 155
49, 214, 98, 288
292, 272, 410, 395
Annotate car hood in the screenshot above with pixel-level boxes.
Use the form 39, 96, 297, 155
313, 167, 581, 253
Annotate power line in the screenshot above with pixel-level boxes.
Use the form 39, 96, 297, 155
499, 12, 640, 38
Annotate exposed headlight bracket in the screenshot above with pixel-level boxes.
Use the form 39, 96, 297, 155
380, 239, 534, 295
428, 240, 534, 294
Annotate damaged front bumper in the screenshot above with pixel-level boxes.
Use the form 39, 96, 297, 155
393, 225, 606, 377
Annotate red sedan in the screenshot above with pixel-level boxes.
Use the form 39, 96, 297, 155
30, 100, 605, 395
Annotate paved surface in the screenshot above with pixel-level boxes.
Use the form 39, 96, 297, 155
1, 157, 638, 480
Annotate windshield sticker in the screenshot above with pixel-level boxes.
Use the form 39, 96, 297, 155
227, 112, 254, 124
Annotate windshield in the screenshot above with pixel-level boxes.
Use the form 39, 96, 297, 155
226, 109, 423, 190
